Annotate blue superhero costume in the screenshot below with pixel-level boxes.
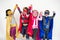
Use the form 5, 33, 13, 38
38, 10, 55, 40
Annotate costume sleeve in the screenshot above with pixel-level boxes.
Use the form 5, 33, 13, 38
28, 5, 32, 14
50, 12, 56, 19
13, 5, 17, 14
17, 6, 22, 13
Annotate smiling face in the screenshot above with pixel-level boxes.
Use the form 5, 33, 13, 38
32, 10, 38, 17
23, 9, 28, 15
7, 10, 13, 16
6, 9, 13, 16
23, 7, 28, 15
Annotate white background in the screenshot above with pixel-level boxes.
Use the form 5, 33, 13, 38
0, 0, 60, 40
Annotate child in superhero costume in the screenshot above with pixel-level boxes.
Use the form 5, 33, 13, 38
16, 4, 32, 40
27, 10, 42, 40
6, 5, 18, 40
39, 10, 55, 40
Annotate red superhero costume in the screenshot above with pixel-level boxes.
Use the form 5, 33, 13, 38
17, 5, 32, 33
17, 5, 32, 39
19, 13, 30, 32
27, 13, 33, 36
27, 11, 42, 40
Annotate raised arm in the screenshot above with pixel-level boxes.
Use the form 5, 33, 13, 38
28, 4, 32, 14
28, 4, 32, 10
38, 12, 42, 20
13, 4, 17, 14
51, 11, 56, 19
16, 4, 22, 14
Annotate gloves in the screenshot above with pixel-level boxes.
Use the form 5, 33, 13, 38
53, 11, 56, 16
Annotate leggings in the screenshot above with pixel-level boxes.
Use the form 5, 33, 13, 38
43, 29, 49, 40
32, 29, 38, 40
22, 26, 29, 39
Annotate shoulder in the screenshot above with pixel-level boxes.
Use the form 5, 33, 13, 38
42, 16, 45, 18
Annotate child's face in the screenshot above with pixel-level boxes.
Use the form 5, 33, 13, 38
23, 9, 28, 15
45, 14, 49, 17
32, 11, 38, 17
7, 11, 13, 16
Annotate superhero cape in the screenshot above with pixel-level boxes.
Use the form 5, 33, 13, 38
38, 17, 53, 39
27, 13, 41, 40
17, 5, 32, 32
36, 28, 41, 40
27, 13, 33, 36
18, 14, 30, 32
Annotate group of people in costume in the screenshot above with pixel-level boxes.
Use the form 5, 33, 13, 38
6, 4, 56, 40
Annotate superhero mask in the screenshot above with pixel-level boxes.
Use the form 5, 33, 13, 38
23, 9, 28, 15
45, 10, 50, 15
23, 9, 28, 12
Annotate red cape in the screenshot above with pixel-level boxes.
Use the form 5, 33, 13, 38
27, 13, 41, 40
27, 13, 33, 36
18, 5, 32, 32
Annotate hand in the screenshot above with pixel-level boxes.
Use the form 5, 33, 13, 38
14, 4, 17, 10
16, 4, 18, 7
53, 11, 56, 16
29, 4, 32, 10
30, 4, 32, 7
40, 12, 42, 17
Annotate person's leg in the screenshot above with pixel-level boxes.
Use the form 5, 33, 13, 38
33, 29, 38, 40
44, 28, 49, 40
46, 30, 49, 40
43, 30, 47, 40
43, 34, 45, 40
25, 27, 29, 40
26, 34, 29, 40
13, 27, 16, 40
10, 27, 16, 40
21, 26, 26, 37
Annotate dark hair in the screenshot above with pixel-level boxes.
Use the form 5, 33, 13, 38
6, 9, 11, 16
23, 7, 28, 11
23, 7, 30, 14
44, 10, 50, 15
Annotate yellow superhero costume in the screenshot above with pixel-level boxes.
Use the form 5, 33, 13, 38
6, 5, 20, 40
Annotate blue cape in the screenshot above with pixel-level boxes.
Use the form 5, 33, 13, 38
38, 18, 53, 39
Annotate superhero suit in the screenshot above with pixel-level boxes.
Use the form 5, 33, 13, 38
17, 5, 32, 40
39, 10, 55, 40
6, 5, 18, 40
